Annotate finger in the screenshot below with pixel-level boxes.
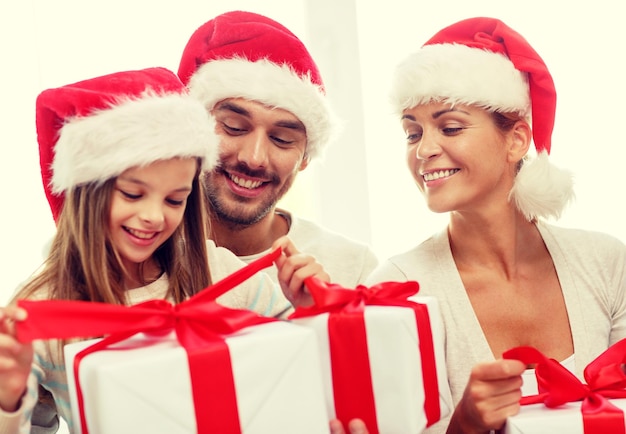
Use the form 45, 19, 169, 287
348, 419, 369, 434
329, 419, 346, 434
472, 359, 526, 381
272, 236, 298, 257
0, 307, 27, 323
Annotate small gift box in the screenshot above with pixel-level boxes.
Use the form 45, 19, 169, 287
503, 339, 626, 434
505, 399, 626, 434
17, 249, 331, 434
289, 277, 452, 434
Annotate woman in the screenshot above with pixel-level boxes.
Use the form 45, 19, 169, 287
365, 17, 626, 434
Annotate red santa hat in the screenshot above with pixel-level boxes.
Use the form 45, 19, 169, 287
36, 67, 219, 222
177, 10, 340, 160
390, 17, 574, 221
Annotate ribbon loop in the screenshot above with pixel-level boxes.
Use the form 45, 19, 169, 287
504, 339, 626, 434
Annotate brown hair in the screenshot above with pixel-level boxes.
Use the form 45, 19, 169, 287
15, 162, 212, 305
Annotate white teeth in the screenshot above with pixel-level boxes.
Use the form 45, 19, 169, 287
127, 228, 155, 239
423, 169, 459, 182
231, 174, 262, 189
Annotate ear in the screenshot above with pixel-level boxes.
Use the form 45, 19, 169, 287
298, 153, 310, 171
507, 120, 532, 163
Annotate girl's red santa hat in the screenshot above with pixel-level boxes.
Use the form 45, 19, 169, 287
36, 67, 219, 222
390, 17, 574, 221
177, 10, 340, 160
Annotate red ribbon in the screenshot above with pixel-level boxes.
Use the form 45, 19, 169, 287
503, 338, 626, 434
290, 277, 441, 433
16, 248, 282, 434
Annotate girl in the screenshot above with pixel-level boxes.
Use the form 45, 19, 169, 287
0, 67, 327, 433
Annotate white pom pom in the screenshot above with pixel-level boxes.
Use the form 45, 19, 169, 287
509, 151, 575, 221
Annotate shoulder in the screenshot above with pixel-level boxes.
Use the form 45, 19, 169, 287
540, 222, 626, 256
366, 230, 448, 284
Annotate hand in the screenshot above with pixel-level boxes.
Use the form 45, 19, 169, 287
272, 235, 330, 308
447, 359, 525, 434
329, 418, 369, 434
0, 305, 33, 412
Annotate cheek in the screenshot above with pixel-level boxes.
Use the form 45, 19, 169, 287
405, 146, 419, 174
165, 208, 186, 230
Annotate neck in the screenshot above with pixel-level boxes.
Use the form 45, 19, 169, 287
123, 259, 162, 290
447, 207, 540, 278
208, 208, 290, 256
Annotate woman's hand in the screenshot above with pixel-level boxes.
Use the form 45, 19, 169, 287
329, 418, 369, 434
447, 359, 525, 434
272, 235, 330, 308
0, 305, 33, 412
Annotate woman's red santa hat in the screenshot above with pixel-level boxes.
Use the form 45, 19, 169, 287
36, 67, 219, 222
390, 17, 574, 221
177, 10, 340, 160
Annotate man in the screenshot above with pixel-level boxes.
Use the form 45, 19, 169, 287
178, 10, 378, 292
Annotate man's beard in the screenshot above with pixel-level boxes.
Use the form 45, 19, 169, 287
202, 168, 294, 227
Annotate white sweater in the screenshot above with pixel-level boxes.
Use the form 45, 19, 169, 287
365, 222, 626, 434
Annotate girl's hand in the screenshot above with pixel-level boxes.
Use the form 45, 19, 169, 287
0, 305, 33, 412
272, 235, 330, 308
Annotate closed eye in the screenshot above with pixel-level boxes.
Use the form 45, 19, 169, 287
118, 189, 141, 200
166, 198, 185, 206
442, 127, 464, 135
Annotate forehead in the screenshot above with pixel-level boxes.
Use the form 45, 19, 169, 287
213, 98, 305, 129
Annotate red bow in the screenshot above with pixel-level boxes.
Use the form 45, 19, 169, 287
504, 338, 626, 434
16, 248, 282, 434
290, 277, 440, 433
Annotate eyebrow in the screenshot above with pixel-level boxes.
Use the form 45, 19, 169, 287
401, 107, 471, 121
117, 177, 192, 193
214, 101, 306, 133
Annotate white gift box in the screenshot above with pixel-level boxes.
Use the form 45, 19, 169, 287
505, 399, 626, 434
291, 295, 452, 433
64, 321, 330, 434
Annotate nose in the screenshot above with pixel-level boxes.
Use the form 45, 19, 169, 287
138, 200, 165, 227
415, 129, 441, 161
239, 130, 270, 169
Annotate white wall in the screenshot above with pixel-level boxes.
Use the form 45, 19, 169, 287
2, 1, 625, 303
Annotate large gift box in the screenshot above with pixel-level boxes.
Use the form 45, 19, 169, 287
503, 339, 626, 434
17, 249, 331, 434
289, 277, 452, 434
63, 321, 329, 434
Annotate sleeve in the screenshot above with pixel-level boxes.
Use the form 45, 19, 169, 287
0, 371, 39, 434
357, 247, 380, 284
208, 242, 292, 318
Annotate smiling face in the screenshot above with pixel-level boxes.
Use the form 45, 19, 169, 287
108, 158, 198, 273
203, 98, 309, 226
401, 102, 523, 215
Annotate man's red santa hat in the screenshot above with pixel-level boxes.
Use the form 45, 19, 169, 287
178, 10, 340, 160
390, 17, 574, 221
